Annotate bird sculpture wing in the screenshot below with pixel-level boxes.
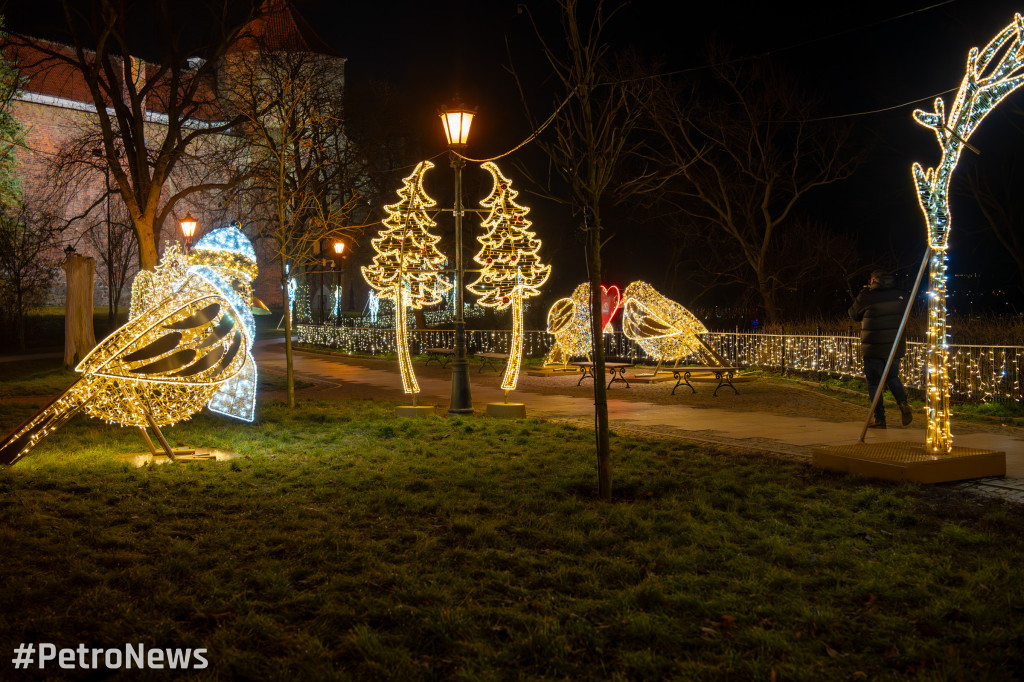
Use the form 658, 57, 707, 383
547, 297, 576, 336
622, 282, 714, 364
78, 277, 248, 386
75, 266, 257, 427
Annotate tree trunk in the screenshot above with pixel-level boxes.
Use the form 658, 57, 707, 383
501, 290, 524, 391
925, 247, 952, 454
414, 307, 427, 330
62, 253, 97, 369
588, 221, 611, 500
758, 273, 780, 325
136, 217, 159, 271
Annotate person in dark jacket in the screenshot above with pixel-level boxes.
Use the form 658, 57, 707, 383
848, 270, 913, 428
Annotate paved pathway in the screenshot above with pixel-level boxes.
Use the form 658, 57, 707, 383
255, 339, 1024, 504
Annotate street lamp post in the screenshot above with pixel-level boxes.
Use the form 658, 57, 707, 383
180, 213, 197, 254
440, 104, 476, 415
333, 241, 345, 325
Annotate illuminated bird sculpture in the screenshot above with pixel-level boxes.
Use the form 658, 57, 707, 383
544, 282, 623, 366
621, 281, 726, 372
544, 282, 596, 366
0, 225, 260, 466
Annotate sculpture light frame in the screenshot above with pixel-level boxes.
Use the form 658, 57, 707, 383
467, 162, 550, 392
911, 14, 1024, 454
621, 281, 726, 370
545, 283, 619, 366
0, 225, 259, 466
361, 161, 451, 396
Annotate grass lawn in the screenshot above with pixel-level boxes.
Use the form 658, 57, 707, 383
0, 397, 1023, 680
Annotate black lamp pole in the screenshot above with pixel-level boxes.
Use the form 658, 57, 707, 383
448, 150, 472, 414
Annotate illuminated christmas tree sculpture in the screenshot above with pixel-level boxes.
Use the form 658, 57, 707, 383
467, 162, 550, 392
911, 14, 1024, 454
361, 161, 451, 397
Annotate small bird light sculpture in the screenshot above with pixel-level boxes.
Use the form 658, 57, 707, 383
621, 281, 727, 371
0, 225, 259, 466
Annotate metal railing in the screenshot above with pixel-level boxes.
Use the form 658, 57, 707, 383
296, 325, 1024, 402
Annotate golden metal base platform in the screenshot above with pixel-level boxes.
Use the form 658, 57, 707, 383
628, 372, 677, 384
812, 441, 1005, 484
526, 366, 579, 377
395, 405, 435, 418
486, 402, 527, 419
117, 447, 239, 467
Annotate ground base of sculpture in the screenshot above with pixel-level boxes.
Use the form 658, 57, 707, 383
395, 405, 435, 418
629, 372, 676, 384
118, 447, 239, 468
812, 441, 1005, 484
527, 366, 578, 377
486, 402, 526, 419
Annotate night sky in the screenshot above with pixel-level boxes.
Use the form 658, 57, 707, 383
7, 0, 1024, 313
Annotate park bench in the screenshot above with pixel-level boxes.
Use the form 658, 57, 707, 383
424, 348, 455, 369
671, 366, 741, 397
571, 360, 634, 389
476, 352, 509, 373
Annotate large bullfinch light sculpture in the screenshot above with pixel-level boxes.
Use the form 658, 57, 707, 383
0, 225, 259, 465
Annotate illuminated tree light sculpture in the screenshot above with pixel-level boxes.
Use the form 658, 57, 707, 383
361, 161, 451, 396
912, 14, 1024, 454
467, 162, 550, 391
0, 226, 260, 466
621, 281, 726, 370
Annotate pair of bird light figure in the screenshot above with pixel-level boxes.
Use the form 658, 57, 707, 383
546, 280, 727, 370
0, 225, 259, 466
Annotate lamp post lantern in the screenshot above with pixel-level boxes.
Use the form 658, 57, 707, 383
333, 241, 345, 325
440, 103, 476, 415
180, 213, 198, 253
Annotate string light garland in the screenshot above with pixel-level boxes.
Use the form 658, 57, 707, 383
0, 225, 260, 466
911, 14, 1024, 454
621, 281, 725, 367
360, 161, 451, 394
467, 162, 550, 391
298, 323, 1024, 404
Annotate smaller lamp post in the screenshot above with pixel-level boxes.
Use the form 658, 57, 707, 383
180, 213, 198, 253
333, 241, 345, 324
439, 102, 476, 415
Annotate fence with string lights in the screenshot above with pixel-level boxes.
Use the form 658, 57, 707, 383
296, 325, 1024, 403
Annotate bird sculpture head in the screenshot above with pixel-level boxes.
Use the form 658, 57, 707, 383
191, 224, 258, 279
189, 224, 258, 305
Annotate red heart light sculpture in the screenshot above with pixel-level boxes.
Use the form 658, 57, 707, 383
600, 284, 622, 332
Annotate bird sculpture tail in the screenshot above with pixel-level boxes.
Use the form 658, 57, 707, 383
0, 379, 88, 466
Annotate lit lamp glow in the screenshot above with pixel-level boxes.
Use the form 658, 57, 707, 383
0, 225, 260, 465
180, 212, 198, 250
911, 13, 1024, 454
467, 162, 550, 392
440, 107, 475, 147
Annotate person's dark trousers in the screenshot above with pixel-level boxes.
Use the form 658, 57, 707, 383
863, 356, 908, 424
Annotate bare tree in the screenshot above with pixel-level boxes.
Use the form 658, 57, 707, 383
8, 0, 259, 271
0, 204, 62, 351
84, 191, 137, 331
223, 42, 366, 406
647, 53, 861, 323
511, 0, 660, 500
962, 163, 1024, 294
